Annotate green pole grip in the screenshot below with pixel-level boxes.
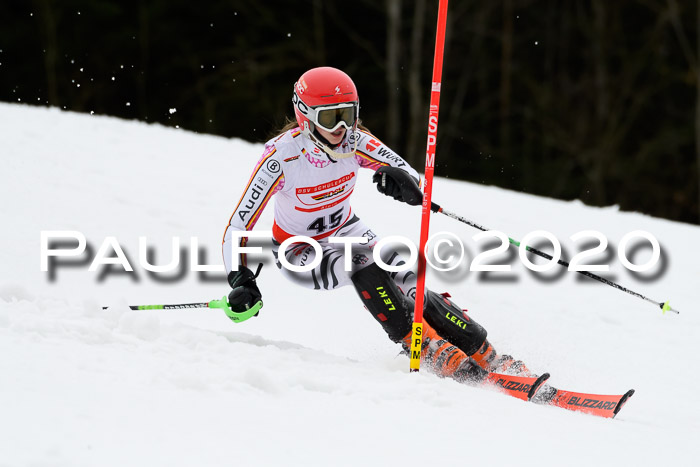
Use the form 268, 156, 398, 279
208, 296, 262, 323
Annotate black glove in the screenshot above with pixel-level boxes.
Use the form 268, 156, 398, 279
372, 166, 423, 206
227, 264, 263, 315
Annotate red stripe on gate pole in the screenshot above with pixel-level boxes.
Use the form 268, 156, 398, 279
409, 0, 449, 372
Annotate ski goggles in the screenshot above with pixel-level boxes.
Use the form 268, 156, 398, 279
309, 102, 359, 133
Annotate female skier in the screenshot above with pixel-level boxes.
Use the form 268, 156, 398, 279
221, 66, 530, 383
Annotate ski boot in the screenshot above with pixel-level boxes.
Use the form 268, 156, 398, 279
401, 321, 487, 384
470, 339, 535, 377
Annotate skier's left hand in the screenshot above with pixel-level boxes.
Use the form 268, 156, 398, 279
372, 166, 423, 206
225, 264, 263, 323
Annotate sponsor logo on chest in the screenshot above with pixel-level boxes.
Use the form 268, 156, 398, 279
295, 172, 356, 210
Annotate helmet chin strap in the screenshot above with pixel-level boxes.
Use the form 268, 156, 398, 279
302, 122, 356, 160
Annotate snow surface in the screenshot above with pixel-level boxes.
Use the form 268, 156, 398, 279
1, 103, 699, 466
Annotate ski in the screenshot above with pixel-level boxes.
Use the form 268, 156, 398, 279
483, 372, 634, 418
484, 372, 551, 401
532, 385, 635, 419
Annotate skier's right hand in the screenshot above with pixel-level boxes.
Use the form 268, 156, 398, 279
225, 264, 263, 322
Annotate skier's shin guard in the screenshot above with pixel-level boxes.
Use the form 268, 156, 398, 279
423, 290, 488, 357
351, 263, 413, 343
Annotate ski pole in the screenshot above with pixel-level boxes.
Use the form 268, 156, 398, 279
430, 202, 680, 315
102, 300, 224, 311
102, 298, 263, 322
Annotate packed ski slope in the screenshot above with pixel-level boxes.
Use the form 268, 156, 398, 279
1, 103, 699, 467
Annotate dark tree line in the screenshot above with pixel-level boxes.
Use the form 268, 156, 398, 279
2, 0, 698, 224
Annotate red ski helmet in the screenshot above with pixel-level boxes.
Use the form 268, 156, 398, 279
292, 67, 359, 158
